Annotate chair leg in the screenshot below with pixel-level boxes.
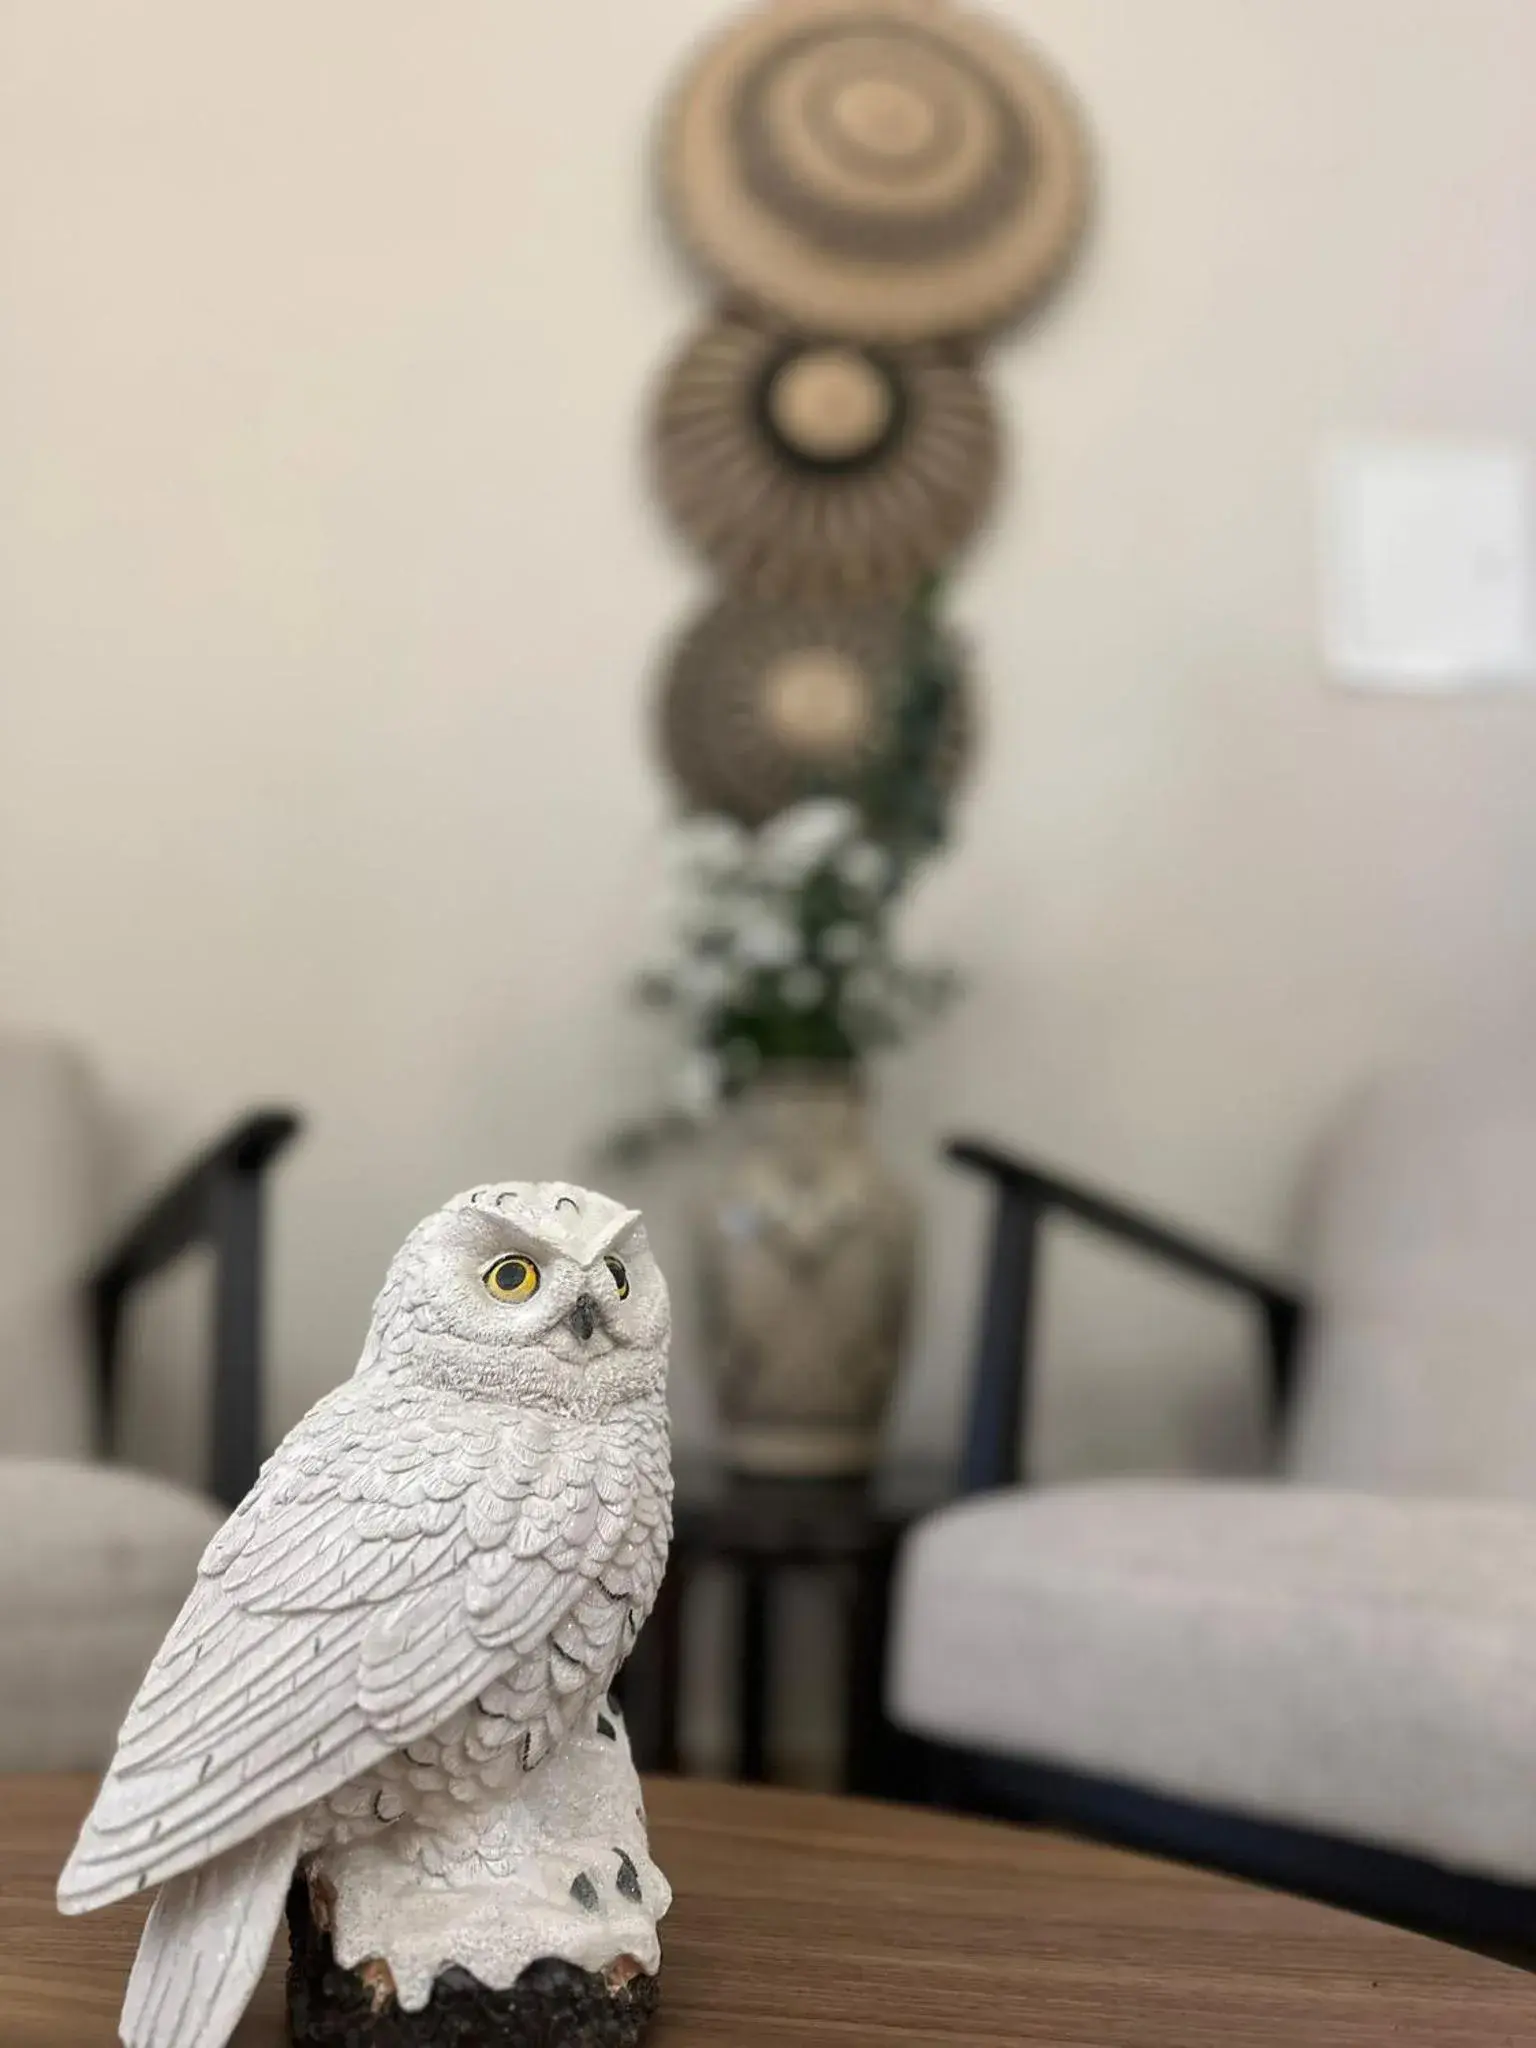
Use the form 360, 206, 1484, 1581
843, 1545, 897, 1798
736, 1564, 773, 1783
618, 1556, 686, 1773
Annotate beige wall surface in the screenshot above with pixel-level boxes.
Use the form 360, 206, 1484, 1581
3, 0, 1535, 1480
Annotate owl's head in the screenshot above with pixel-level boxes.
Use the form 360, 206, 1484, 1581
362, 1181, 670, 1418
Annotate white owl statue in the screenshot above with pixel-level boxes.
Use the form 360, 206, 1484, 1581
57, 1181, 675, 2048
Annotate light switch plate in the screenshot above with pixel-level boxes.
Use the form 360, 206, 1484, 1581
1319, 439, 1535, 691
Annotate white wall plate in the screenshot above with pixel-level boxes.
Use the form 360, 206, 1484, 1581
1319, 440, 1535, 691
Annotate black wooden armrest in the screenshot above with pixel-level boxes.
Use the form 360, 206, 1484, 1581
89, 1109, 301, 1509
947, 1137, 1306, 1495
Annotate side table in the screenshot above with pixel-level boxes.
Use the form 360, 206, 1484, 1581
620, 1458, 953, 1793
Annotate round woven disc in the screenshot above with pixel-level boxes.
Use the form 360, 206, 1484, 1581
661, 0, 1091, 341
657, 596, 971, 825
652, 312, 999, 600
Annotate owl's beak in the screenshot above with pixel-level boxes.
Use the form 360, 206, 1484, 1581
568, 1293, 598, 1343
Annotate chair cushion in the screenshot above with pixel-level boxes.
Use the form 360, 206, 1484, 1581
0, 1034, 100, 1458
890, 1480, 1536, 1883
0, 1457, 219, 1770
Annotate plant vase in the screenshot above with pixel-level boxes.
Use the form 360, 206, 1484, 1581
694, 1068, 916, 1478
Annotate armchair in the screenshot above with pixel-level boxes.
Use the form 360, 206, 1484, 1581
0, 1033, 300, 1767
888, 1051, 1536, 1944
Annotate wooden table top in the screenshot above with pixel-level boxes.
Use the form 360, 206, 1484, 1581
6, 1773, 1534, 2046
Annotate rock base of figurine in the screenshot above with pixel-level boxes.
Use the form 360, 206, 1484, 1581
286, 1877, 660, 2048
284, 1704, 667, 2046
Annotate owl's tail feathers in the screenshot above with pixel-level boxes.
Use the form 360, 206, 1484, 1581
119, 1817, 303, 2048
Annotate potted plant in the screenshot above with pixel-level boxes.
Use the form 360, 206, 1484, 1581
627, 590, 964, 1477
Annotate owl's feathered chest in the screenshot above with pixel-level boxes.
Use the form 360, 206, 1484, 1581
306, 1387, 671, 1857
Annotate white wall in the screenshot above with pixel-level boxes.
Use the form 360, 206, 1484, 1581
3, 0, 1535, 1478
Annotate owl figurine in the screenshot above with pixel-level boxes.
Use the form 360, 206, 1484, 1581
58, 1181, 674, 2048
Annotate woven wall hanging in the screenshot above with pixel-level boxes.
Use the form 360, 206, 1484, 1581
660, 0, 1090, 342
652, 312, 999, 601
647, 0, 1091, 827
659, 596, 972, 826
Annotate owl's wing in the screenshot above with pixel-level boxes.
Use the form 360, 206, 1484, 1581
57, 1380, 661, 1915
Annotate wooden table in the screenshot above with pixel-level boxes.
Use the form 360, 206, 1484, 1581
6, 1774, 1534, 2046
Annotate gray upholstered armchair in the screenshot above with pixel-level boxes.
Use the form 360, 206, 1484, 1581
0, 1031, 299, 1768
888, 1045, 1536, 1941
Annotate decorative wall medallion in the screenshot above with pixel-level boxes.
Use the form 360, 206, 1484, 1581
661, 0, 1090, 342
652, 312, 999, 599
657, 596, 971, 824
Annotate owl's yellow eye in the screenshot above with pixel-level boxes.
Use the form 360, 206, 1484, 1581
604, 1255, 630, 1300
485, 1254, 540, 1303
